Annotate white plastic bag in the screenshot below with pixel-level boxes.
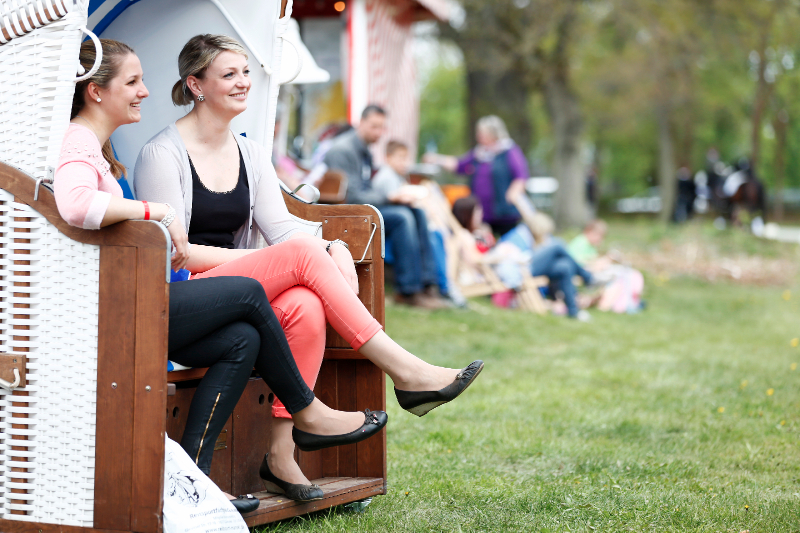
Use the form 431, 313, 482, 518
163, 436, 249, 533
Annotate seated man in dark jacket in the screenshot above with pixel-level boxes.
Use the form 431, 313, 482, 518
323, 105, 446, 309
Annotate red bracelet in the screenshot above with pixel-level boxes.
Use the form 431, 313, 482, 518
142, 201, 150, 220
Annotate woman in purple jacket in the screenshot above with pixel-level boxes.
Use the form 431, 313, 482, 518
425, 115, 528, 236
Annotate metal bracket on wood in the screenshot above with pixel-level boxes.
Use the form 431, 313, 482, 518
357, 223, 377, 264
33, 169, 54, 201
0, 353, 26, 391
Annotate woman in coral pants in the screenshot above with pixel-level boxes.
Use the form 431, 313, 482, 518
134, 34, 483, 500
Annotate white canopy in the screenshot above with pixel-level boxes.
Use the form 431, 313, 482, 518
281, 17, 329, 85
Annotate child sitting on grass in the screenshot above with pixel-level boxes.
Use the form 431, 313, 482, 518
568, 220, 645, 313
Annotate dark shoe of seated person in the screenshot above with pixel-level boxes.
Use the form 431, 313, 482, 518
292, 409, 388, 452
424, 285, 454, 307
230, 494, 259, 514
395, 360, 484, 417
394, 292, 449, 310
259, 454, 324, 502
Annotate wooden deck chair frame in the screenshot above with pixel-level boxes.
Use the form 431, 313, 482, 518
0, 160, 387, 531
429, 182, 548, 314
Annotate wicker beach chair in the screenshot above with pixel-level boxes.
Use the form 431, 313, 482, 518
0, 0, 388, 530
0, 0, 101, 186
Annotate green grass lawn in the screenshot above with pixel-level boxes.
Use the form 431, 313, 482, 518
261, 222, 800, 532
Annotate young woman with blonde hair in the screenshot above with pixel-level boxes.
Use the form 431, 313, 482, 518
134, 34, 483, 500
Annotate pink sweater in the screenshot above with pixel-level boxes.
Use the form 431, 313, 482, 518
54, 123, 123, 229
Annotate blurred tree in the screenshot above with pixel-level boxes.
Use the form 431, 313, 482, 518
578, 0, 709, 221
419, 61, 468, 157
424, 0, 800, 220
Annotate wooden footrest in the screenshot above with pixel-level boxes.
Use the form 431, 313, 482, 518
242, 477, 386, 526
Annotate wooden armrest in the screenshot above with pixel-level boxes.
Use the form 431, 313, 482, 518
282, 189, 384, 262
0, 162, 170, 254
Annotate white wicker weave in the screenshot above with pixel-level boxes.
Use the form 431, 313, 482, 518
0, 0, 99, 185
0, 188, 100, 527
0, 0, 69, 44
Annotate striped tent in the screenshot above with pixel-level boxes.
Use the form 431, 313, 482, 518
347, 0, 448, 162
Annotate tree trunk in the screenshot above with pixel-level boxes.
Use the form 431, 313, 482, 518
679, 108, 694, 168
773, 109, 788, 221
751, 40, 773, 170
544, 75, 586, 228
657, 105, 676, 223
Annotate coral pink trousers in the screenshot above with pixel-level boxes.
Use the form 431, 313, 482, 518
193, 238, 382, 418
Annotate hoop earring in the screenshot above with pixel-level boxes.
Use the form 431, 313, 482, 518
197, 95, 205, 102
96, 98, 101, 103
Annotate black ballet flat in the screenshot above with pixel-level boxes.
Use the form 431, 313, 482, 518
230, 494, 259, 514
259, 454, 324, 502
394, 360, 484, 417
292, 409, 388, 452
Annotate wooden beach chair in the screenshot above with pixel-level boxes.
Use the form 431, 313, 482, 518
0, 0, 388, 530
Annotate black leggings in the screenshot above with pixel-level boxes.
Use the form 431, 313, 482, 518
168, 276, 315, 474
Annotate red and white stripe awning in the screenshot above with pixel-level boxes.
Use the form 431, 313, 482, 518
413, 0, 449, 21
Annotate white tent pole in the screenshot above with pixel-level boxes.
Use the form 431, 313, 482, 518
348, 0, 368, 124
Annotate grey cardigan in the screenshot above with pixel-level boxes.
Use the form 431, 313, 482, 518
133, 123, 311, 249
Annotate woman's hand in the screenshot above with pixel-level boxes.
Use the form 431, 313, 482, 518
505, 179, 527, 204
149, 202, 189, 270
167, 219, 190, 270
422, 153, 458, 172
329, 243, 359, 295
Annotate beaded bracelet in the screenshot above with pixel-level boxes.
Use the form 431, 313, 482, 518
326, 239, 349, 253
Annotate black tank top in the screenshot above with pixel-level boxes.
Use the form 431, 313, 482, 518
187, 147, 250, 249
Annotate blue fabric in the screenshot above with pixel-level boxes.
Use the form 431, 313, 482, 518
495, 227, 591, 316
529, 242, 592, 317
466, 149, 520, 221
378, 205, 437, 295
170, 269, 191, 283
429, 229, 449, 295
488, 150, 519, 219
89, 0, 143, 35
385, 231, 448, 295
117, 177, 135, 200
499, 223, 534, 251
384, 237, 394, 264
